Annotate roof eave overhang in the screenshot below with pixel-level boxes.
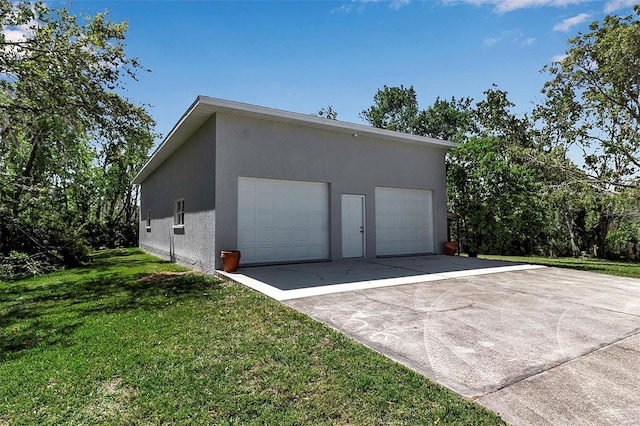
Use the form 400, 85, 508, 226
132, 96, 457, 185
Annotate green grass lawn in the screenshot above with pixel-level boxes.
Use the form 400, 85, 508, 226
480, 254, 640, 279
1, 248, 504, 425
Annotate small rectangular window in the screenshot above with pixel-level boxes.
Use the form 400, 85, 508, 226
175, 199, 185, 226
146, 209, 151, 231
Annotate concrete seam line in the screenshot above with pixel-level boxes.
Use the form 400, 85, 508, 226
476, 327, 640, 400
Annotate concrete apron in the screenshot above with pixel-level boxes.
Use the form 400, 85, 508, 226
217, 257, 640, 425
216, 255, 541, 301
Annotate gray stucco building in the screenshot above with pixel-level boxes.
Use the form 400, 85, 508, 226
132, 97, 456, 272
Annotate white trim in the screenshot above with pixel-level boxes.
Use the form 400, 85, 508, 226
132, 97, 457, 184
217, 264, 546, 301
341, 194, 366, 259
174, 199, 185, 226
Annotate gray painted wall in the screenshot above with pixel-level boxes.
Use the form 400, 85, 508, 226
139, 116, 217, 273
213, 113, 449, 270
140, 112, 449, 272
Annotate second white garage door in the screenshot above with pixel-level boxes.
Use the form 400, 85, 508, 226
375, 187, 434, 256
238, 177, 330, 264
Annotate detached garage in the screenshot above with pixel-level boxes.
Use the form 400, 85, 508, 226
133, 96, 455, 272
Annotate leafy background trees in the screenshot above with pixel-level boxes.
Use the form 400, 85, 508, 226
2, 1, 639, 279
0, 1, 155, 279
361, 7, 640, 259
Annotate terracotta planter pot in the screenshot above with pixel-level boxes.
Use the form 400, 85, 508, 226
444, 241, 458, 256
220, 250, 241, 272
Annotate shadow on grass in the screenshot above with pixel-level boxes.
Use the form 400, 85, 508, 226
0, 249, 222, 361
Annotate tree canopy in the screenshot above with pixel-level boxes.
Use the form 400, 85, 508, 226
536, 5, 640, 191
534, 6, 640, 258
0, 1, 155, 279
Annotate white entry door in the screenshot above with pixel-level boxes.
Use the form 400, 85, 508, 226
342, 194, 365, 258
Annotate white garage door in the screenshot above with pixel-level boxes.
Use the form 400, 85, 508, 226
375, 187, 434, 256
238, 177, 329, 264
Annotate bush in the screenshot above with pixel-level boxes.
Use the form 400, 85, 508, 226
0, 251, 53, 281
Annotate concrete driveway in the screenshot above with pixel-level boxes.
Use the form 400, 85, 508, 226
218, 256, 640, 425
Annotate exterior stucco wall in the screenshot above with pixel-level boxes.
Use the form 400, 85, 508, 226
214, 113, 449, 269
139, 117, 216, 272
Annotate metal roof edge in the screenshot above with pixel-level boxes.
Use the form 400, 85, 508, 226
197, 96, 457, 148
132, 96, 457, 185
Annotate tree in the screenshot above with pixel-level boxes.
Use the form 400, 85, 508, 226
0, 1, 155, 278
421, 96, 474, 141
360, 85, 422, 134
313, 105, 338, 120
447, 87, 544, 255
535, 6, 640, 257
447, 137, 544, 255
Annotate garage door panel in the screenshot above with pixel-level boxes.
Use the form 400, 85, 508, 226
238, 212, 255, 229
238, 230, 256, 246
256, 230, 275, 244
255, 213, 274, 228
238, 196, 255, 210
238, 177, 329, 264
255, 192, 274, 209
255, 179, 274, 192
376, 187, 434, 256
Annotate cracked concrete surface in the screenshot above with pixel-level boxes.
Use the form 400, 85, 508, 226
282, 265, 640, 425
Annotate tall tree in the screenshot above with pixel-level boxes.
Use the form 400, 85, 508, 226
535, 6, 640, 257
447, 87, 544, 256
0, 1, 155, 278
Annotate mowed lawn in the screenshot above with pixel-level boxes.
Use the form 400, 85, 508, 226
1, 249, 505, 425
480, 254, 640, 279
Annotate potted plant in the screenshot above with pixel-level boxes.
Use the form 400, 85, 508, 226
444, 241, 458, 256
220, 250, 241, 272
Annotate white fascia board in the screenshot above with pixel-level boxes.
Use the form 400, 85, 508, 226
132, 96, 457, 185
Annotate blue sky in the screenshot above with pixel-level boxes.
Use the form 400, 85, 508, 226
59, 0, 639, 144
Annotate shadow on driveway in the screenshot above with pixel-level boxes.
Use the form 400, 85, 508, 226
234, 255, 524, 291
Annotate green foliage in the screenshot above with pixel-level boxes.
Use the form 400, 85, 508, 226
0, 251, 50, 280
537, 7, 640, 188
448, 137, 545, 255
480, 253, 640, 279
362, 6, 640, 259
0, 1, 155, 277
422, 96, 475, 141
313, 105, 338, 120
0, 249, 506, 425
535, 7, 640, 258
360, 85, 423, 134
605, 188, 640, 259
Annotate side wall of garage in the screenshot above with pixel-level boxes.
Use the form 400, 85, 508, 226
139, 116, 217, 273
213, 113, 449, 269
